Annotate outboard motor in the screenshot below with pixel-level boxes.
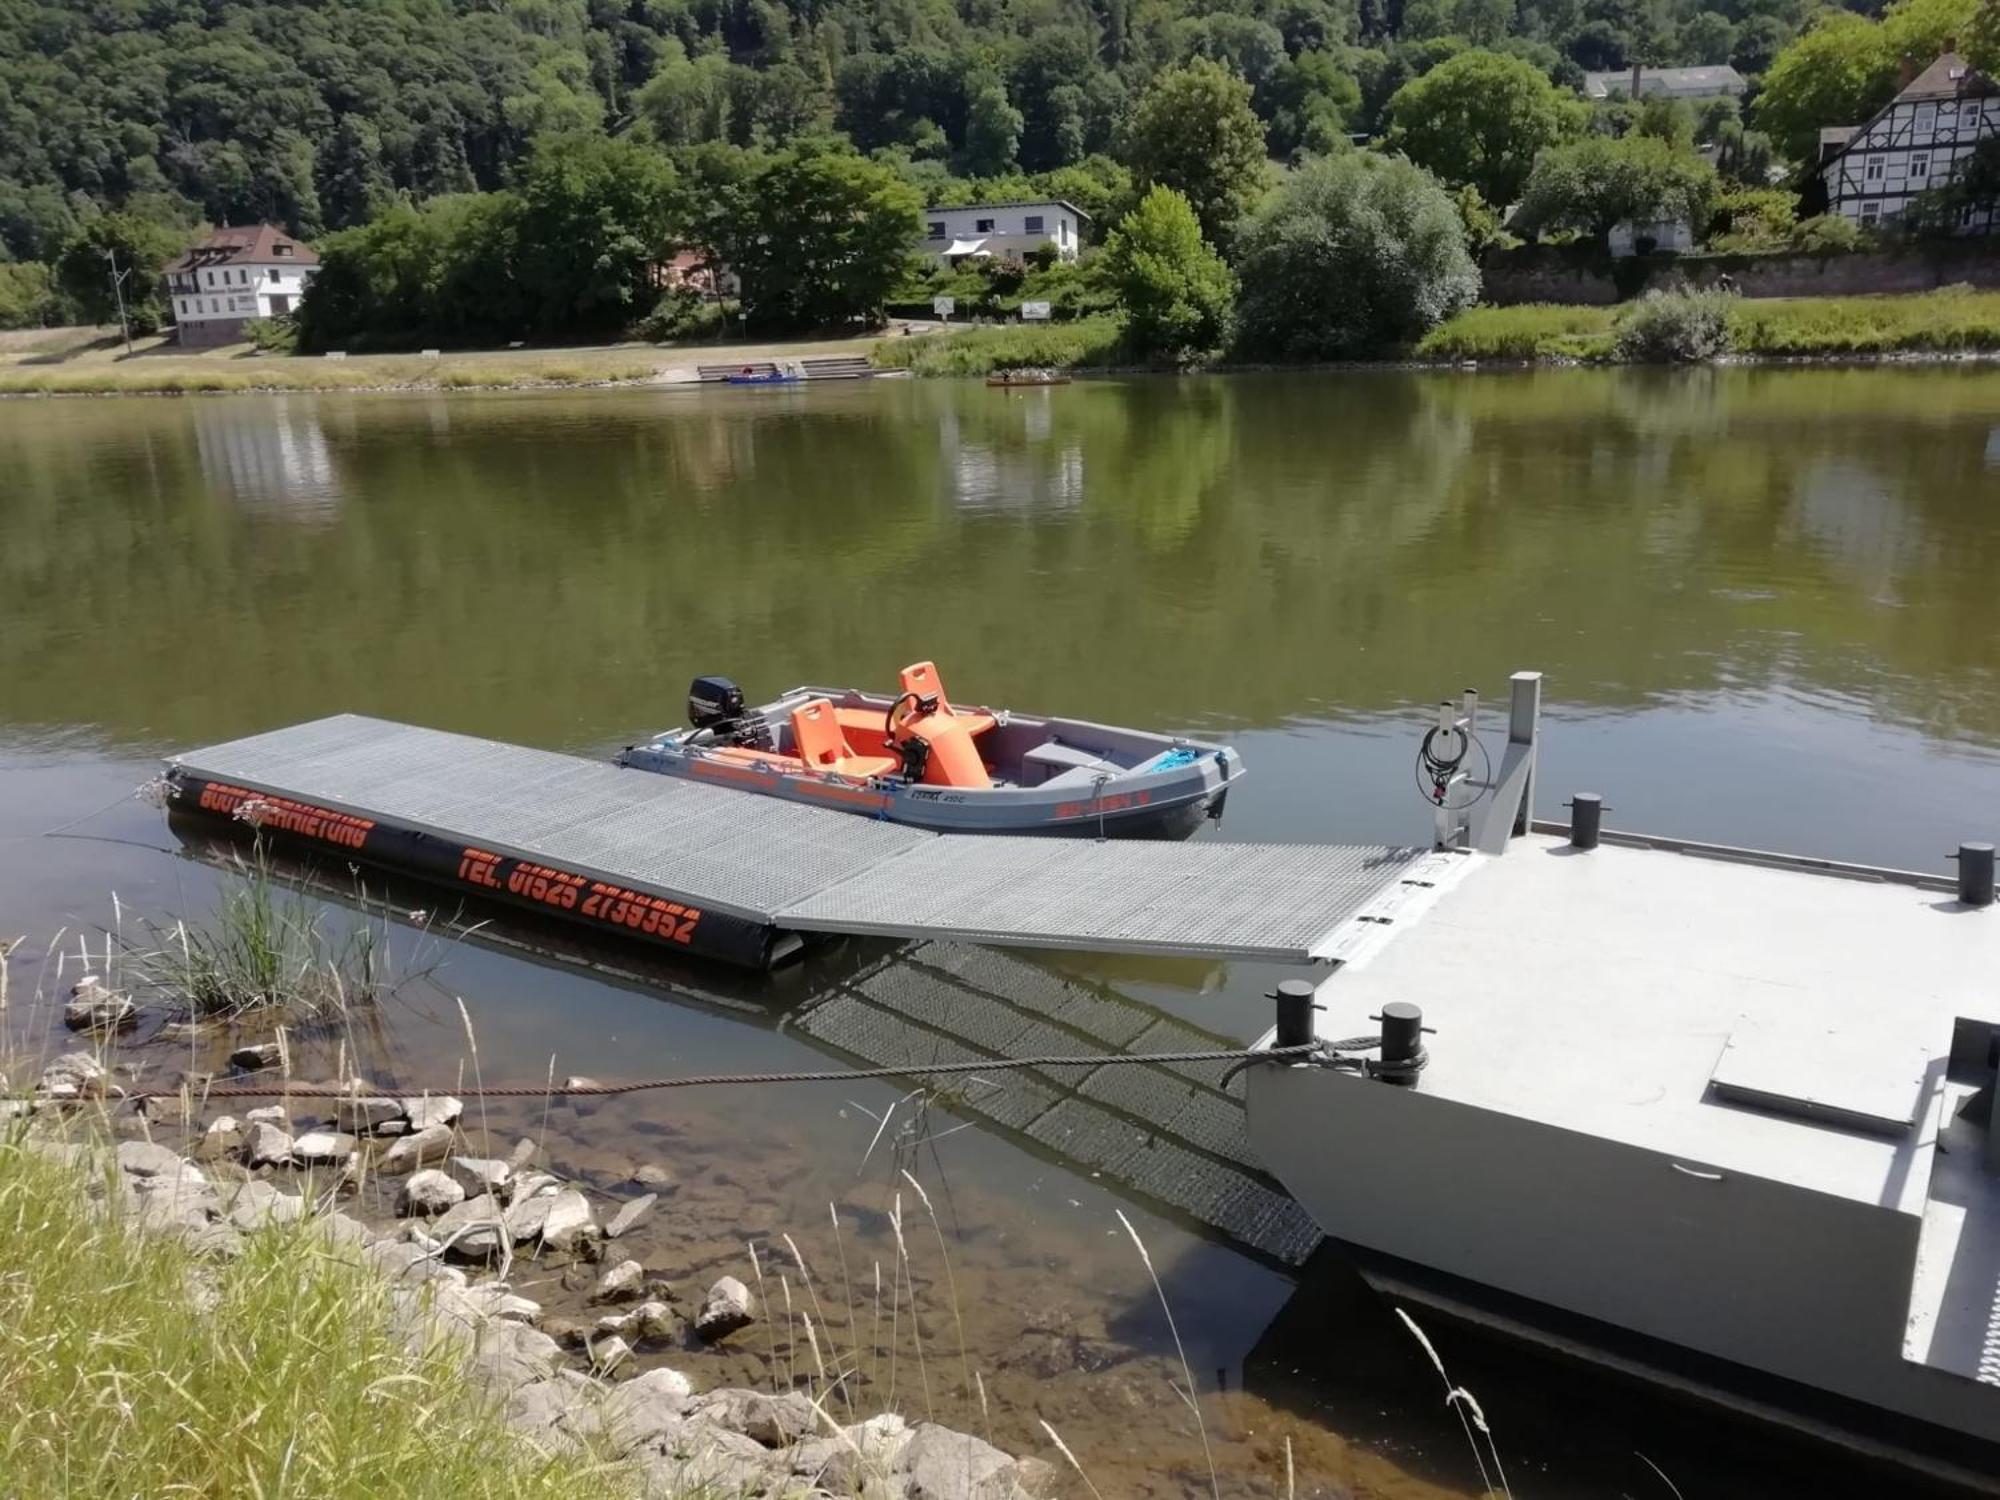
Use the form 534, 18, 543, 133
688, 676, 747, 735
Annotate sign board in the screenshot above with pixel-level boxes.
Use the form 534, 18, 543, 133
1020, 301, 1052, 321
932, 296, 955, 318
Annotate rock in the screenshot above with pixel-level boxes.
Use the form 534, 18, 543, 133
598, 1366, 695, 1452
400, 1094, 462, 1131
229, 1042, 283, 1070
452, 1156, 512, 1195
631, 1163, 673, 1190
695, 1387, 815, 1448
592, 1258, 646, 1303
332, 1095, 404, 1132
694, 1275, 755, 1342
604, 1193, 656, 1240
117, 1140, 199, 1181
208, 1114, 241, 1136
65, 976, 137, 1033
640, 1421, 773, 1496
376, 1122, 454, 1174
508, 1171, 558, 1204
227, 1179, 306, 1231
506, 1137, 539, 1171
466, 1317, 563, 1391
562, 1075, 603, 1092
289, 1130, 357, 1166
504, 1188, 594, 1251
404, 1223, 444, 1254
194, 1118, 244, 1163
595, 1298, 674, 1340
398, 1169, 465, 1217
590, 1333, 633, 1374
183, 1222, 246, 1259
374, 1118, 410, 1138
461, 1283, 541, 1322
432, 1192, 508, 1262
901, 1423, 1049, 1500
241, 1121, 293, 1168
244, 1105, 288, 1125
38, 1052, 106, 1098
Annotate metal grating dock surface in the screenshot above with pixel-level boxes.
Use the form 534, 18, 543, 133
171, 715, 1423, 963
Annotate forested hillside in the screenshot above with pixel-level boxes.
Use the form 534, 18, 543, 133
2, 0, 1825, 262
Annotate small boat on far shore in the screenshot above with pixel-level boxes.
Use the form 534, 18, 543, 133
986, 368, 1072, 387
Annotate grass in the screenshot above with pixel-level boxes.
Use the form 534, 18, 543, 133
871, 315, 1127, 377
0, 1128, 631, 1499
1416, 286, 2000, 364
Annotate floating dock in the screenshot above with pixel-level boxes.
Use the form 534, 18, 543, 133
166, 714, 1441, 969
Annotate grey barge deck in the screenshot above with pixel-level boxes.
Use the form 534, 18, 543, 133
165, 714, 1436, 969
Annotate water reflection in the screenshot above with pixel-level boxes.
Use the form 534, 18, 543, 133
191, 399, 340, 520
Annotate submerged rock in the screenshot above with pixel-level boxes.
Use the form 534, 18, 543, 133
604, 1192, 656, 1240
694, 1276, 754, 1342
65, 976, 136, 1033
37, 1052, 107, 1099
229, 1042, 283, 1071
592, 1258, 645, 1303
332, 1095, 403, 1132
631, 1163, 673, 1190
398, 1169, 465, 1217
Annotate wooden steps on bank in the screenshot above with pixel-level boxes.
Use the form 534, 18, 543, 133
694, 356, 878, 383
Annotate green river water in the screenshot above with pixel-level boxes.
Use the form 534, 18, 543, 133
4, 368, 1999, 1498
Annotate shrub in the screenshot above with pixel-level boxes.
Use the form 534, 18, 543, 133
629, 286, 722, 342
240, 315, 297, 354
1233, 152, 1479, 361
1613, 287, 1734, 363
1789, 213, 1867, 256
1100, 186, 1234, 361
1705, 187, 1798, 252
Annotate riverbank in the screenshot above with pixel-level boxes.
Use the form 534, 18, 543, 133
2, 1061, 1059, 1499
0, 330, 894, 395
871, 287, 2000, 376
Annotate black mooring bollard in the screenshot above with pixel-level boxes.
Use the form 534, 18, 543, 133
1379, 1001, 1424, 1074
1955, 841, 1996, 908
1273, 979, 1317, 1049
1568, 792, 1603, 850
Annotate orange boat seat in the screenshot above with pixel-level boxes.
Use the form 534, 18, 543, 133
898, 661, 995, 737
791, 699, 898, 781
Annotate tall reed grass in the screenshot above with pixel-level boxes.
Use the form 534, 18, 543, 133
871, 317, 1127, 377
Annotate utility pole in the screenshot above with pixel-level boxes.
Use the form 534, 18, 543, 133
104, 246, 133, 356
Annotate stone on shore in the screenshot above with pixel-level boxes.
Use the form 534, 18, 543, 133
241, 1120, 294, 1168
431, 1192, 508, 1261
590, 1333, 632, 1374
229, 1042, 283, 1070
604, 1192, 656, 1240
901, 1422, 1057, 1500
461, 1283, 541, 1322
289, 1129, 357, 1166
332, 1095, 403, 1132
400, 1094, 462, 1131
451, 1156, 512, 1195
504, 1187, 594, 1250
694, 1275, 755, 1342
227, 1179, 307, 1231
595, 1298, 673, 1340
506, 1137, 539, 1171
398, 1169, 464, 1217
693, 1387, 815, 1448
37, 1052, 106, 1099
592, 1258, 645, 1303
598, 1366, 694, 1450
377, 1122, 453, 1173
65, 975, 136, 1033
244, 1105, 288, 1125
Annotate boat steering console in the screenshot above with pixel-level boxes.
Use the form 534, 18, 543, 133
885, 691, 941, 782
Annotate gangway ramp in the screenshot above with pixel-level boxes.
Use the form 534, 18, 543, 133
166, 715, 1431, 968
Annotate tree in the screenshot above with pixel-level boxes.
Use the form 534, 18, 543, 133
0, 261, 59, 329
1512, 133, 1721, 243
1757, 0, 1977, 164
722, 146, 923, 329
1257, 51, 1363, 160
1124, 58, 1271, 245
512, 133, 679, 333
1385, 50, 1584, 209
1101, 185, 1235, 360
53, 214, 186, 335
1233, 152, 1479, 360
963, 77, 1024, 177
318, 116, 392, 231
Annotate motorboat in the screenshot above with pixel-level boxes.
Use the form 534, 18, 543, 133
618, 662, 1242, 838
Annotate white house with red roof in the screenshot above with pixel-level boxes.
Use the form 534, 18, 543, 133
1820, 49, 2000, 233
164, 224, 319, 345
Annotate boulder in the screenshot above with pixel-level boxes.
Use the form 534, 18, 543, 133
400, 1094, 462, 1131
466, 1317, 563, 1391
229, 1042, 283, 1071
227, 1179, 306, 1231
398, 1169, 465, 1217
591, 1333, 633, 1374
37, 1052, 106, 1099
116, 1140, 198, 1181
241, 1121, 294, 1169
640, 1421, 773, 1496
592, 1258, 645, 1303
505, 1188, 594, 1251
332, 1095, 404, 1132
694, 1275, 755, 1342
461, 1283, 541, 1322
901, 1423, 1054, 1500
452, 1156, 512, 1195
376, 1122, 453, 1174
432, 1192, 508, 1262
65, 976, 136, 1033
289, 1130, 358, 1166
194, 1117, 244, 1163
694, 1387, 815, 1448
604, 1192, 656, 1240
595, 1298, 674, 1340
508, 1171, 558, 1204
598, 1366, 695, 1452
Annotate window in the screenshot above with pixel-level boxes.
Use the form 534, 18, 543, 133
1860, 201, 1881, 225
1865, 154, 1885, 181
1059, 220, 1069, 244
1025, 214, 1044, 234
203, 269, 215, 287
1917, 103, 1937, 132
926, 220, 945, 239
275, 243, 293, 257
974, 217, 994, 232
269, 267, 281, 281
1911, 151, 1931, 181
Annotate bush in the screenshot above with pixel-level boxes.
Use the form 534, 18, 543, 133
1613, 287, 1734, 363
1705, 187, 1798, 252
1233, 152, 1479, 361
240, 315, 298, 354
1789, 213, 1867, 256
1100, 186, 1234, 361
629, 286, 723, 342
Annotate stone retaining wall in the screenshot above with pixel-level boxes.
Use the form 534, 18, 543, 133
1480, 243, 2000, 305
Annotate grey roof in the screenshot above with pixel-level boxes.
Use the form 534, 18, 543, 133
1583, 65, 1745, 99
923, 199, 1092, 221
1893, 50, 2000, 103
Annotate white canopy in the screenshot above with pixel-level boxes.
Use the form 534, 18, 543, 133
942, 238, 990, 257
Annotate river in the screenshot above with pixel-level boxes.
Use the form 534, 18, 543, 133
5, 368, 1999, 1498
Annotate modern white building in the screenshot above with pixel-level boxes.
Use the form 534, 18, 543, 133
165, 224, 319, 346
1582, 64, 1745, 102
1821, 50, 2000, 233
919, 201, 1087, 265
